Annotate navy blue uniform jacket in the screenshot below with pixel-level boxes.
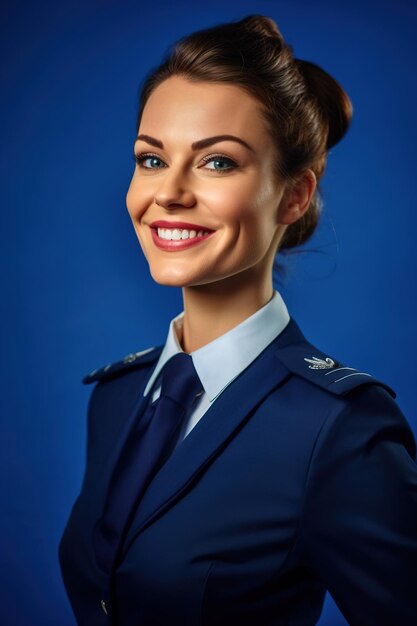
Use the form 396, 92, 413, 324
59, 318, 417, 625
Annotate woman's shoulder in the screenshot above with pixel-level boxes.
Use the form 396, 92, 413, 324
276, 340, 396, 400
277, 321, 416, 464
81, 345, 163, 385
275, 318, 397, 400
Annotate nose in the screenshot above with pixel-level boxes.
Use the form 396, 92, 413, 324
153, 167, 196, 210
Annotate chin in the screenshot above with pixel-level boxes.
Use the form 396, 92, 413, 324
149, 267, 191, 287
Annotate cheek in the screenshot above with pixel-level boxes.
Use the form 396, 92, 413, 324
126, 178, 137, 217
205, 183, 261, 224
211, 190, 277, 248
126, 177, 149, 221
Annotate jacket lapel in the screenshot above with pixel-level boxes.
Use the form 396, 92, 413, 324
120, 319, 304, 553
93, 354, 162, 515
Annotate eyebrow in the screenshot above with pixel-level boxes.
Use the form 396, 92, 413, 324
134, 133, 255, 153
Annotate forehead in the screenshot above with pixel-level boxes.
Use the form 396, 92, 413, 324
139, 76, 271, 151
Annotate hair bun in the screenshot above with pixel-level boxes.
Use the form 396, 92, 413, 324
239, 14, 283, 41
295, 58, 353, 149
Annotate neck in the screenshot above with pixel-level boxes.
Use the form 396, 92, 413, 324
179, 270, 275, 353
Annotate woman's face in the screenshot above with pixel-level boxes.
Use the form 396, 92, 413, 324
126, 76, 290, 288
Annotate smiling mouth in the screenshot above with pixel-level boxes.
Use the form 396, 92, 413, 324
150, 226, 215, 250
155, 226, 212, 241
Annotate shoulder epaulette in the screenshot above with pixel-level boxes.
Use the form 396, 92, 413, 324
276, 342, 396, 399
82, 346, 162, 385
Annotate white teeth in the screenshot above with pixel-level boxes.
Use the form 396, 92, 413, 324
157, 228, 210, 240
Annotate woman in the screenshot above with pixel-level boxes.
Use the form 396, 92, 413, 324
59, 14, 417, 626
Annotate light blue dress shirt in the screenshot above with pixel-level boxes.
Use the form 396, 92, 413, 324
143, 289, 290, 448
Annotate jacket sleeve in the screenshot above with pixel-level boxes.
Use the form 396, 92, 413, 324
298, 385, 417, 626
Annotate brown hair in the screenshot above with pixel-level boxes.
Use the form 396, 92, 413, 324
135, 14, 353, 252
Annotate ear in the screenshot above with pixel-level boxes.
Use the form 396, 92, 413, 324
277, 169, 317, 225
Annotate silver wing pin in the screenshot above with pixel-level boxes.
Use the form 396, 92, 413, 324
304, 356, 336, 370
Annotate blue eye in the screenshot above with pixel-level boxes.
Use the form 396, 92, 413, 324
134, 154, 165, 169
133, 152, 237, 174
200, 155, 236, 172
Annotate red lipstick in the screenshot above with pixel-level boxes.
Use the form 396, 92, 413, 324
149, 220, 215, 231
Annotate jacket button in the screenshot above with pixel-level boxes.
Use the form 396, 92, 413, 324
100, 599, 108, 615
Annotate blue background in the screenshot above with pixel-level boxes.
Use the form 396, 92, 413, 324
1, 0, 416, 624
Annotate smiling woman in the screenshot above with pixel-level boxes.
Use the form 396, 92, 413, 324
126, 75, 312, 314
59, 13, 417, 626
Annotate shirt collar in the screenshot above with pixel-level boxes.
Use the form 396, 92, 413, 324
143, 289, 290, 402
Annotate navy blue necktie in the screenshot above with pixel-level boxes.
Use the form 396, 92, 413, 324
93, 352, 203, 574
